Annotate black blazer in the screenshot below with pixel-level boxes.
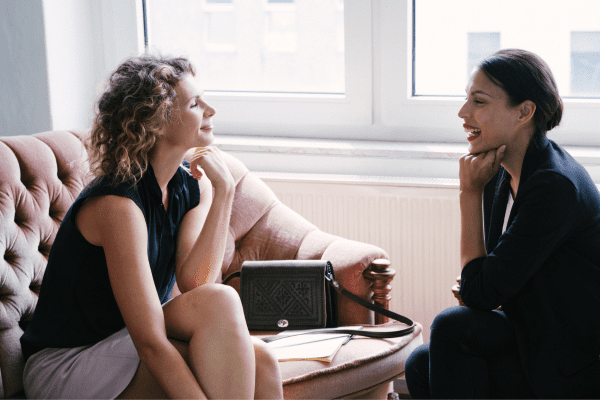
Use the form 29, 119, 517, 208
459, 134, 600, 397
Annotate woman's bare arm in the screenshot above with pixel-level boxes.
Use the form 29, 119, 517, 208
76, 195, 206, 398
174, 148, 235, 293
459, 190, 486, 268
459, 146, 505, 268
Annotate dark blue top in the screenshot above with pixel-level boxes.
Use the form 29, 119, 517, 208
21, 162, 200, 362
459, 134, 600, 396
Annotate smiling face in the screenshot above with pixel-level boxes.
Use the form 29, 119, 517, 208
162, 73, 216, 151
458, 69, 522, 154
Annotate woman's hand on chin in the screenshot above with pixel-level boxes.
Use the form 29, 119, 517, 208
459, 145, 506, 194
190, 147, 235, 193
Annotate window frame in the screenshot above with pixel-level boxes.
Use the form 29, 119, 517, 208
203, 0, 372, 139
103, 0, 600, 145
141, 0, 372, 139
386, 0, 600, 145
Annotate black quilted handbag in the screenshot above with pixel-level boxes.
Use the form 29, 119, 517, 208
222, 260, 415, 342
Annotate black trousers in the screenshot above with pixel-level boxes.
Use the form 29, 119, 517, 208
405, 305, 600, 399
405, 306, 535, 399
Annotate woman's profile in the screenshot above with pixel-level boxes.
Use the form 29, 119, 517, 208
405, 49, 600, 398
20, 55, 283, 399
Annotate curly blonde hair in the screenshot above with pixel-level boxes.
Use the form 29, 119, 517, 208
87, 55, 195, 186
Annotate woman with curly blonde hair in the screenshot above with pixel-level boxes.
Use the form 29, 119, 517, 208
20, 55, 283, 399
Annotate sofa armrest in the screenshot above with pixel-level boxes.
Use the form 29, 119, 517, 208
302, 233, 391, 326
363, 259, 396, 324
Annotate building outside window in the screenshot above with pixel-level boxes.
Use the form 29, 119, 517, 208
414, 0, 600, 99
571, 31, 600, 97
145, 0, 344, 94
467, 32, 500, 79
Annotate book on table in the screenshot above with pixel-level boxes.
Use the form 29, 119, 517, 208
266, 326, 364, 362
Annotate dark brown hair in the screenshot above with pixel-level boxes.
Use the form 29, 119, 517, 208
87, 54, 195, 186
479, 49, 563, 135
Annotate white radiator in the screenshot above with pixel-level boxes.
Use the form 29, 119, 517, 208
258, 173, 462, 343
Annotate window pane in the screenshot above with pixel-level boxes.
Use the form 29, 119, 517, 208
467, 32, 500, 78
571, 31, 600, 97
145, 0, 344, 94
414, 0, 600, 98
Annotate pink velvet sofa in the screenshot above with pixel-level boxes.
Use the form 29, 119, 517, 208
0, 130, 422, 399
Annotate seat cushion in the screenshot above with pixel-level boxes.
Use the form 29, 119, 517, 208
252, 322, 423, 399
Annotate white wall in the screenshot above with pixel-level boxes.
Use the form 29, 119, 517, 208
1, 0, 143, 136
42, 0, 100, 132
1, 0, 52, 136
42, 0, 144, 132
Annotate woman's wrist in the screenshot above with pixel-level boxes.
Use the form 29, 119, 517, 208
459, 187, 484, 200
213, 179, 235, 199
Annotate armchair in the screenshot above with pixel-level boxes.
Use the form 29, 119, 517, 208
0, 130, 422, 399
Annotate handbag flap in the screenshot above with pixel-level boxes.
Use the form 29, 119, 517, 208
240, 260, 328, 330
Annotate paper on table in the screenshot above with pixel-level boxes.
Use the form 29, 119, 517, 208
266, 326, 363, 362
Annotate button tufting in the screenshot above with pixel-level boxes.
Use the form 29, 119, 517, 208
21, 176, 35, 191
38, 243, 50, 257
14, 212, 28, 228
29, 283, 41, 295
57, 170, 69, 183
3, 249, 15, 263
0, 290, 11, 306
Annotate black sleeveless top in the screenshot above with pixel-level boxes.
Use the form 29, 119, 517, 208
21, 162, 200, 361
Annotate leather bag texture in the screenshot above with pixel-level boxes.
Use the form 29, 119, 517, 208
239, 260, 337, 331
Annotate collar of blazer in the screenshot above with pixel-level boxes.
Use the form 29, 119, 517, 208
483, 133, 550, 251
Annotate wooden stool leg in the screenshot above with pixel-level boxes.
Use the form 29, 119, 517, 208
363, 259, 396, 324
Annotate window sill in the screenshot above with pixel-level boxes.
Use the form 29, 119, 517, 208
213, 135, 600, 183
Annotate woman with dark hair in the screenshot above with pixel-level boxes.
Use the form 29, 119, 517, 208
20, 55, 283, 399
405, 49, 600, 398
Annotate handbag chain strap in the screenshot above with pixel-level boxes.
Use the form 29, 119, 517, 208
222, 264, 416, 343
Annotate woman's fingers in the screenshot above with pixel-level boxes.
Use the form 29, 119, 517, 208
190, 147, 207, 180
481, 145, 506, 178
460, 146, 506, 193
481, 149, 497, 177
191, 166, 203, 180
189, 146, 234, 189
191, 147, 208, 162
491, 145, 506, 175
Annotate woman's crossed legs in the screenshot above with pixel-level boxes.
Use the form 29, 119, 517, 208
118, 283, 283, 399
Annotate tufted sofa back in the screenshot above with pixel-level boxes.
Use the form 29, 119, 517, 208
0, 131, 91, 398
0, 130, 387, 398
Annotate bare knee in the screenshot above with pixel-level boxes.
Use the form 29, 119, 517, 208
187, 284, 246, 329
164, 283, 248, 341
183, 283, 241, 312
254, 339, 279, 371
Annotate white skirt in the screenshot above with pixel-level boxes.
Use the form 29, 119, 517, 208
23, 327, 140, 399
